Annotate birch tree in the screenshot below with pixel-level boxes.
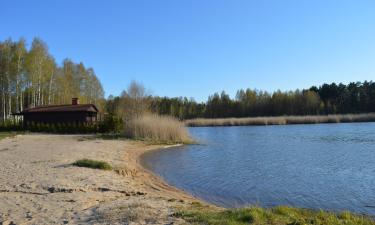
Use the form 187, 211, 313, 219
0, 37, 105, 122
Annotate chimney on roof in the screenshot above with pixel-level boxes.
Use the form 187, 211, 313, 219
72, 98, 79, 105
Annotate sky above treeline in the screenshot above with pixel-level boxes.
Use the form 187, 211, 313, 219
2, 0, 375, 102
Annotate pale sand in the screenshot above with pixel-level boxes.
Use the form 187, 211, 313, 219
0, 134, 207, 225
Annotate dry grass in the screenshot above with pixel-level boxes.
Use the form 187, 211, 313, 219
97, 200, 164, 224
184, 113, 375, 127
125, 114, 192, 144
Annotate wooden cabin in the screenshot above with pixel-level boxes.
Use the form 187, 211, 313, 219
15, 98, 99, 124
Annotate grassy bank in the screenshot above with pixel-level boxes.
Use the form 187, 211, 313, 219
185, 113, 375, 127
177, 204, 375, 225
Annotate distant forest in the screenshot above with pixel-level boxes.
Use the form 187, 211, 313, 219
106, 81, 375, 120
0, 38, 104, 121
2, 39, 375, 122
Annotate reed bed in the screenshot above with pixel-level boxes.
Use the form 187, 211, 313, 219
125, 114, 192, 144
185, 113, 375, 127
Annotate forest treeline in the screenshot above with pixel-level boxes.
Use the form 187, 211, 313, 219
0, 38, 104, 121
2, 38, 375, 122
107, 81, 375, 120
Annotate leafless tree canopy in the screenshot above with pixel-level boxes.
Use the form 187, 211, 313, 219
120, 81, 150, 120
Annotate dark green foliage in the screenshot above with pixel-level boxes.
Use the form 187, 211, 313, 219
98, 114, 123, 133
147, 81, 375, 119
72, 159, 112, 170
0, 120, 23, 132
177, 206, 375, 225
24, 122, 97, 134
150, 96, 206, 120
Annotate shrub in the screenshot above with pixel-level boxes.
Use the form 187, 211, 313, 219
124, 113, 191, 144
73, 159, 112, 170
98, 115, 123, 133
0, 119, 23, 132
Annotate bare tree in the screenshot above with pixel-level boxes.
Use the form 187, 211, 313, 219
120, 81, 150, 120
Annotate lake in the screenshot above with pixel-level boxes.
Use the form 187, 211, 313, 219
141, 123, 375, 215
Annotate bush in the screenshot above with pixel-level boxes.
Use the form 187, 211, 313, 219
73, 159, 112, 170
0, 119, 23, 132
98, 115, 123, 133
124, 113, 191, 144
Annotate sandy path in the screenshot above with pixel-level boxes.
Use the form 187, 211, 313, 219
0, 134, 201, 225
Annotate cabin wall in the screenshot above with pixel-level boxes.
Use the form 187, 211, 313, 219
24, 112, 97, 124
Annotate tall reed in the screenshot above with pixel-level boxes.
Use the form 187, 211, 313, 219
185, 113, 375, 127
124, 114, 191, 144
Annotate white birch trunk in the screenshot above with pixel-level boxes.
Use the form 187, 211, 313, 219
48, 71, 54, 105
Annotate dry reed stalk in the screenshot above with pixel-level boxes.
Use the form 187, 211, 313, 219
125, 114, 191, 143
185, 113, 375, 127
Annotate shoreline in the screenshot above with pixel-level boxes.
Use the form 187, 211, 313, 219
137, 140, 375, 224
185, 113, 375, 127
2, 134, 374, 224
123, 142, 204, 204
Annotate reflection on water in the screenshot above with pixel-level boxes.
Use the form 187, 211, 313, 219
141, 123, 375, 215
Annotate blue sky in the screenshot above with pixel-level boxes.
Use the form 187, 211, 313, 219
2, 0, 375, 102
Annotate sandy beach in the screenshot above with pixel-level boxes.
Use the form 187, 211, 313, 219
0, 134, 206, 225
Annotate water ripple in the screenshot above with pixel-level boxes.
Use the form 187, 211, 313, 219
142, 123, 375, 215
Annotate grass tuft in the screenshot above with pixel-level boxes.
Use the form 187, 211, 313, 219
73, 159, 112, 170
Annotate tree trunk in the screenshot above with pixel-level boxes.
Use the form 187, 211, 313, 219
16, 54, 22, 112
48, 71, 54, 105
20, 90, 23, 111
2, 82, 5, 121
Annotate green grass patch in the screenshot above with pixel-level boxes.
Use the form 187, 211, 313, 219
96, 133, 126, 140
176, 205, 375, 225
0, 132, 17, 140
73, 159, 112, 170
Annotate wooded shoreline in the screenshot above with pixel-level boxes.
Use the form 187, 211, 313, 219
185, 113, 375, 127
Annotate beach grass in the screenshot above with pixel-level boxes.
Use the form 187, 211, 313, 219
185, 113, 375, 127
73, 159, 112, 170
177, 205, 375, 225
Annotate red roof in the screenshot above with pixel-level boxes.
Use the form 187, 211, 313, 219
18, 104, 98, 114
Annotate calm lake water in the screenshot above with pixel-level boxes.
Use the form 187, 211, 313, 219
141, 123, 375, 215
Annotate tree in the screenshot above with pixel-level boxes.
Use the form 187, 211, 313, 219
0, 37, 104, 122
120, 81, 150, 120
133, 81, 375, 119
11, 39, 27, 112
25, 38, 56, 107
